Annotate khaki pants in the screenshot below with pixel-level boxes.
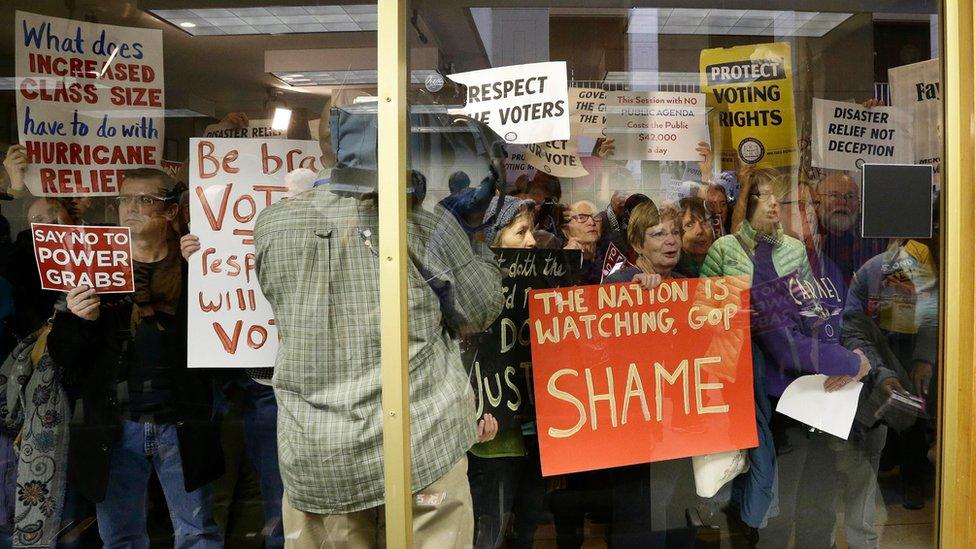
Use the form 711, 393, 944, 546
282, 457, 473, 548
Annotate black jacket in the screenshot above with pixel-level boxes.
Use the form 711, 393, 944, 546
47, 273, 223, 503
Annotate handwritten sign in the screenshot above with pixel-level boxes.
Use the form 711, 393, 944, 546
448, 62, 570, 144
15, 11, 164, 197
31, 223, 133, 293
570, 87, 607, 137
811, 98, 913, 172
188, 138, 320, 368
889, 58, 941, 178
700, 42, 797, 169
529, 278, 756, 476
203, 119, 286, 139
466, 249, 580, 429
604, 91, 708, 161
523, 140, 589, 178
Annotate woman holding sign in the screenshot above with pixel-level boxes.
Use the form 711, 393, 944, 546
699, 168, 871, 548
601, 201, 698, 546
466, 194, 543, 549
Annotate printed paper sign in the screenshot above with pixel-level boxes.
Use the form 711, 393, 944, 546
188, 138, 321, 368
203, 119, 286, 139
448, 62, 570, 144
570, 87, 607, 137
811, 98, 913, 172
889, 58, 941, 177
503, 145, 534, 187
466, 249, 581, 430
529, 278, 756, 476
15, 11, 165, 197
604, 91, 708, 161
523, 140, 589, 178
700, 42, 797, 169
31, 223, 133, 293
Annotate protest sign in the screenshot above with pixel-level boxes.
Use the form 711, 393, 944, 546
31, 223, 133, 293
601, 242, 636, 282
889, 58, 941, 177
524, 140, 589, 178
15, 11, 164, 197
529, 278, 756, 476
465, 249, 581, 430
160, 159, 182, 180
188, 138, 321, 368
811, 98, 913, 172
604, 92, 708, 161
203, 119, 286, 140
448, 62, 570, 144
700, 42, 797, 169
570, 87, 607, 137
503, 145, 534, 188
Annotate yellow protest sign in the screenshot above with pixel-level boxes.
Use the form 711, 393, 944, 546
700, 42, 797, 169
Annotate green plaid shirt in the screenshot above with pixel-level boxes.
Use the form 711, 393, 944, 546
254, 187, 503, 514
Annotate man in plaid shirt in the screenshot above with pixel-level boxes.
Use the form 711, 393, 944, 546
254, 175, 503, 547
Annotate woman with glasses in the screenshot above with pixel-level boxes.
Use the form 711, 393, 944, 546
599, 200, 700, 545
558, 201, 603, 284
700, 168, 870, 547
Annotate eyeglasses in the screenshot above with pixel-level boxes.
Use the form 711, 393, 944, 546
818, 191, 859, 203
115, 194, 167, 208
566, 213, 596, 224
646, 227, 681, 241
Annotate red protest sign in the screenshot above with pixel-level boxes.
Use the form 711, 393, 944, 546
528, 277, 756, 476
31, 223, 134, 293
600, 241, 636, 282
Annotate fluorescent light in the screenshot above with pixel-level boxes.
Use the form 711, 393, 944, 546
151, 5, 376, 36
626, 8, 852, 37
273, 70, 440, 86
271, 107, 292, 130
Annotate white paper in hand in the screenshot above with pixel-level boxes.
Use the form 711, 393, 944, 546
775, 374, 862, 440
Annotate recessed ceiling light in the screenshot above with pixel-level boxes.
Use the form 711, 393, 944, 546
179, 22, 196, 28
625, 8, 851, 37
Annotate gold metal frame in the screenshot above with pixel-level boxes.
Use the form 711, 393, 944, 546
940, 0, 975, 546
377, 0, 412, 546
375, 0, 976, 546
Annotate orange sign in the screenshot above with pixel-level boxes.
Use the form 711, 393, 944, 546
528, 277, 756, 476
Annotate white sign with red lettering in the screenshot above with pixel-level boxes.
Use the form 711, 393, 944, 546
188, 138, 320, 368
15, 11, 165, 197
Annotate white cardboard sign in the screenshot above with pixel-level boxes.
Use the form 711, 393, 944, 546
203, 118, 286, 139
187, 138, 321, 368
448, 62, 570, 144
604, 91, 708, 161
811, 98, 913, 172
523, 140, 589, 178
569, 87, 607, 137
889, 58, 941, 176
15, 11, 165, 197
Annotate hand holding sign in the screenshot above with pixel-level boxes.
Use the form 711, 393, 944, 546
3, 145, 28, 194
66, 285, 101, 321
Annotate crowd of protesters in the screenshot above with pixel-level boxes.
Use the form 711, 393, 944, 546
0, 87, 939, 549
